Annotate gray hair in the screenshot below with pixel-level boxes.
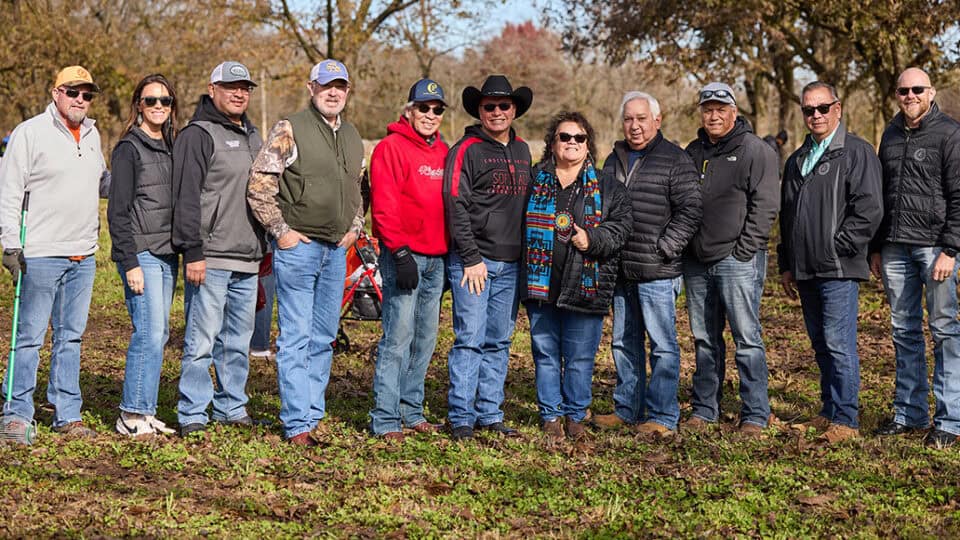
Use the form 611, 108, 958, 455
620, 91, 661, 119
801, 81, 840, 102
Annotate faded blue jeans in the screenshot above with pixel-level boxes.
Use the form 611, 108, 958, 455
7, 256, 95, 427
369, 251, 445, 435
118, 251, 178, 415
273, 240, 346, 439
881, 243, 960, 435
611, 277, 683, 429
684, 251, 770, 427
446, 253, 519, 429
797, 278, 860, 428
177, 268, 257, 426
527, 302, 604, 423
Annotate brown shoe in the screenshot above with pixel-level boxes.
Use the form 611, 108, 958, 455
818, 424, 860, 444
410, 422, 440, 434
592, 413, 625, 429
53, 421, 96, 439
381, 431, 405, 442
738, 422, 764, 437
542, 418, 564, 440
682, 416, 713, 433
633, 422, 676, 437
793, 415, 831, 432
565, 417, 587, 440
288, 432, 318, 446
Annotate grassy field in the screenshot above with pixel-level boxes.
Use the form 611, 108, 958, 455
1, 209, 959, 539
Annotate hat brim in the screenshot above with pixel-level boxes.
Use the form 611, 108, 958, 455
60, 80, 101, 92
462, 86, 533, 119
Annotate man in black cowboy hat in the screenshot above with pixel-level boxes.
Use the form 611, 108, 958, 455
442, 74, 533, 440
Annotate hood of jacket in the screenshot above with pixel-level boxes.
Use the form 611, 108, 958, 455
386, 116, 445, 150
696, 116, 753, 154
189, 94, 256, 133
463, 123, 522, 145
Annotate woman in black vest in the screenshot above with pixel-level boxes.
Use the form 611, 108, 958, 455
107, 74, 180, 437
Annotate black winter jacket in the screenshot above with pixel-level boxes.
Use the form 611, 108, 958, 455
871, 103, 960, 254
442, 124, 532, 265
520, 162, 632, 314
685, 118, 780, 263
777, 123, 883, 281
601, 134, 702, 281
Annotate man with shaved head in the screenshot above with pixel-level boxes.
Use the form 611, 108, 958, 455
870, 67, 960, 448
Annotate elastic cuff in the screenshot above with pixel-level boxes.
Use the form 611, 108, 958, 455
183, 247, 204, 264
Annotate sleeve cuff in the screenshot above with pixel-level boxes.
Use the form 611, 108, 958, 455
183, 247, 204, 264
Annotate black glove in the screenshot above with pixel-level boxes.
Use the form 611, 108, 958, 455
393, 247, 419, 290
2, 249, 25, 283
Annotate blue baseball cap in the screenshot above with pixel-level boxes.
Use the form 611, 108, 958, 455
407, 79, 447, 105
310, 59, 349, 85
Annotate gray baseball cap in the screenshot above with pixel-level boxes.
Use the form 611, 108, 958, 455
210, 61, 257, 87
698, 82, 736, 105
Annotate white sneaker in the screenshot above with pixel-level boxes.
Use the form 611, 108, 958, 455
145, 415, 176, 435
116, 412, 154, 437
250, 349, 275, 359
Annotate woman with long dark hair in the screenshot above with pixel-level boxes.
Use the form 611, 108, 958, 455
107, 74, 179, 436
522, 111, 632, 440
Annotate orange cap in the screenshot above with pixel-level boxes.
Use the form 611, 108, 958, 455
54, 66, 100, 92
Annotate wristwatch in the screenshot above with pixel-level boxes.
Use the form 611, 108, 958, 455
944, 247, 958, 258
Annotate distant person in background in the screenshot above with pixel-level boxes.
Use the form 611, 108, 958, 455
522, 111, 631, 441
368, 79, 450, 441
108, 73, 181, 437
0, 131, 10, 157
763, 129, 789, 163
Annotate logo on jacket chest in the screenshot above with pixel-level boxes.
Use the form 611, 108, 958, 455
418, 165, 443, 179
914, 148, 927, 161
225, 139, 241, 148
817, 162, 831, 176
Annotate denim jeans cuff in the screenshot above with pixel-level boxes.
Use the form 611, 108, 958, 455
741, 418, 767, 428
690, 412, 717, 424
476, 416, 504, 428
404, 418, 429, 429
119, 406, 157, 416
894, 413, 929, 429
53, 417, 83, 428
646, 418, 678, 431
286, 426, 313, 439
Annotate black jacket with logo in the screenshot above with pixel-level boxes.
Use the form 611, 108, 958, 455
777, 123, 883, 281
685, 118, 780, 263
871, 103, 960, 254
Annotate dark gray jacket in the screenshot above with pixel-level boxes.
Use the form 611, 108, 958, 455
777, 123, 883, 280
685, 118, 780, 263
872, 103, 960, 254
602, 134, 701, 281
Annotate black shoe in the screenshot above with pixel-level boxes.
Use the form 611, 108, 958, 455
477, 421, 519, 437
180, 423, 206, 437
451, 425, 474, 441
873, 419, 921, 436
214, 414, 272, 427
925, 429, 959, 449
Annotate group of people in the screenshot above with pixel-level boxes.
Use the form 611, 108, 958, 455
0, 61, 958, 450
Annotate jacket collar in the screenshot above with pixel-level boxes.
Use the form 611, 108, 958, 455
46, 102, 95, 138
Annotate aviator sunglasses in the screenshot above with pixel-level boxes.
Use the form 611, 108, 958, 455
416, 103, 445, 115
141, 96, 174, 107
482, 102, 513, 112
896, 86, 930, 97
60, 87, 96, 102
801, 101, 838, 117
558, 132, 587, 143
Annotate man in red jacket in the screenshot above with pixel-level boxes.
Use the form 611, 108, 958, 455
368, 79, 450, 441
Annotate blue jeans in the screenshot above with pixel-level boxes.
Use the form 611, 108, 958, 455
611, 277, 682, 429
797, 278, 860, 428
446, 253, 519, 428
118, 252, 178, 415
369, 251, 445, 434
177, 268, 257, 426
881, 243, 960, 434
684, 252, 770, 427
273, 240, 345, 438
7, 256, 95, 427
251, 269, 275, 351
527, 302, 603, 423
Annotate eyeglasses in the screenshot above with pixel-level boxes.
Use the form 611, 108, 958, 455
699, 89, 732, 101
60, 87, 96, 102
896, 86, 930, 97
416, 103, 445, 115
801, 101, 838, 117
482, 102, 513, 112
216, 84, 254, 95
557, 132, 587, 143
141, 96, 174, 108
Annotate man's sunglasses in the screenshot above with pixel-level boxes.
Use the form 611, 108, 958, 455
482, 102, 513, 112
699, 89, 732, 101
896, 86, 930, 97
141, 96, 174, 108
60, 87, 96, 102
416, 103, 445, 115
557, 132, 587, 143
801, 101, 838, 117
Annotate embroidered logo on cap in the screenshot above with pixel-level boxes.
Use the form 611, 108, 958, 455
229, 65, 249, 78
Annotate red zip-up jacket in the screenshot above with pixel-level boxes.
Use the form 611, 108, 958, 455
370, 116, 449, 255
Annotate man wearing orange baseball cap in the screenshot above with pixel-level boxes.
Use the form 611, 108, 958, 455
0, 65, 108, 443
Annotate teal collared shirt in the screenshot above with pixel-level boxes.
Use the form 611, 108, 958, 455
801, 127, 838, 176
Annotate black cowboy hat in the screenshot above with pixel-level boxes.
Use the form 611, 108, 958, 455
462, 75, 533, 119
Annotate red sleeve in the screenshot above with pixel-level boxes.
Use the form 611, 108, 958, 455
370, 136, 406, 252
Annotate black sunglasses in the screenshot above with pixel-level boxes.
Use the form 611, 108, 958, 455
801, 101, 838, 117
699, 89, 732, 101
61, 87, 96, 102
416, 103, 445, 115
557, 132, 587, 143
141, 96, 174, 108
896, 86, 930, 97
482, 102, 513, 112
